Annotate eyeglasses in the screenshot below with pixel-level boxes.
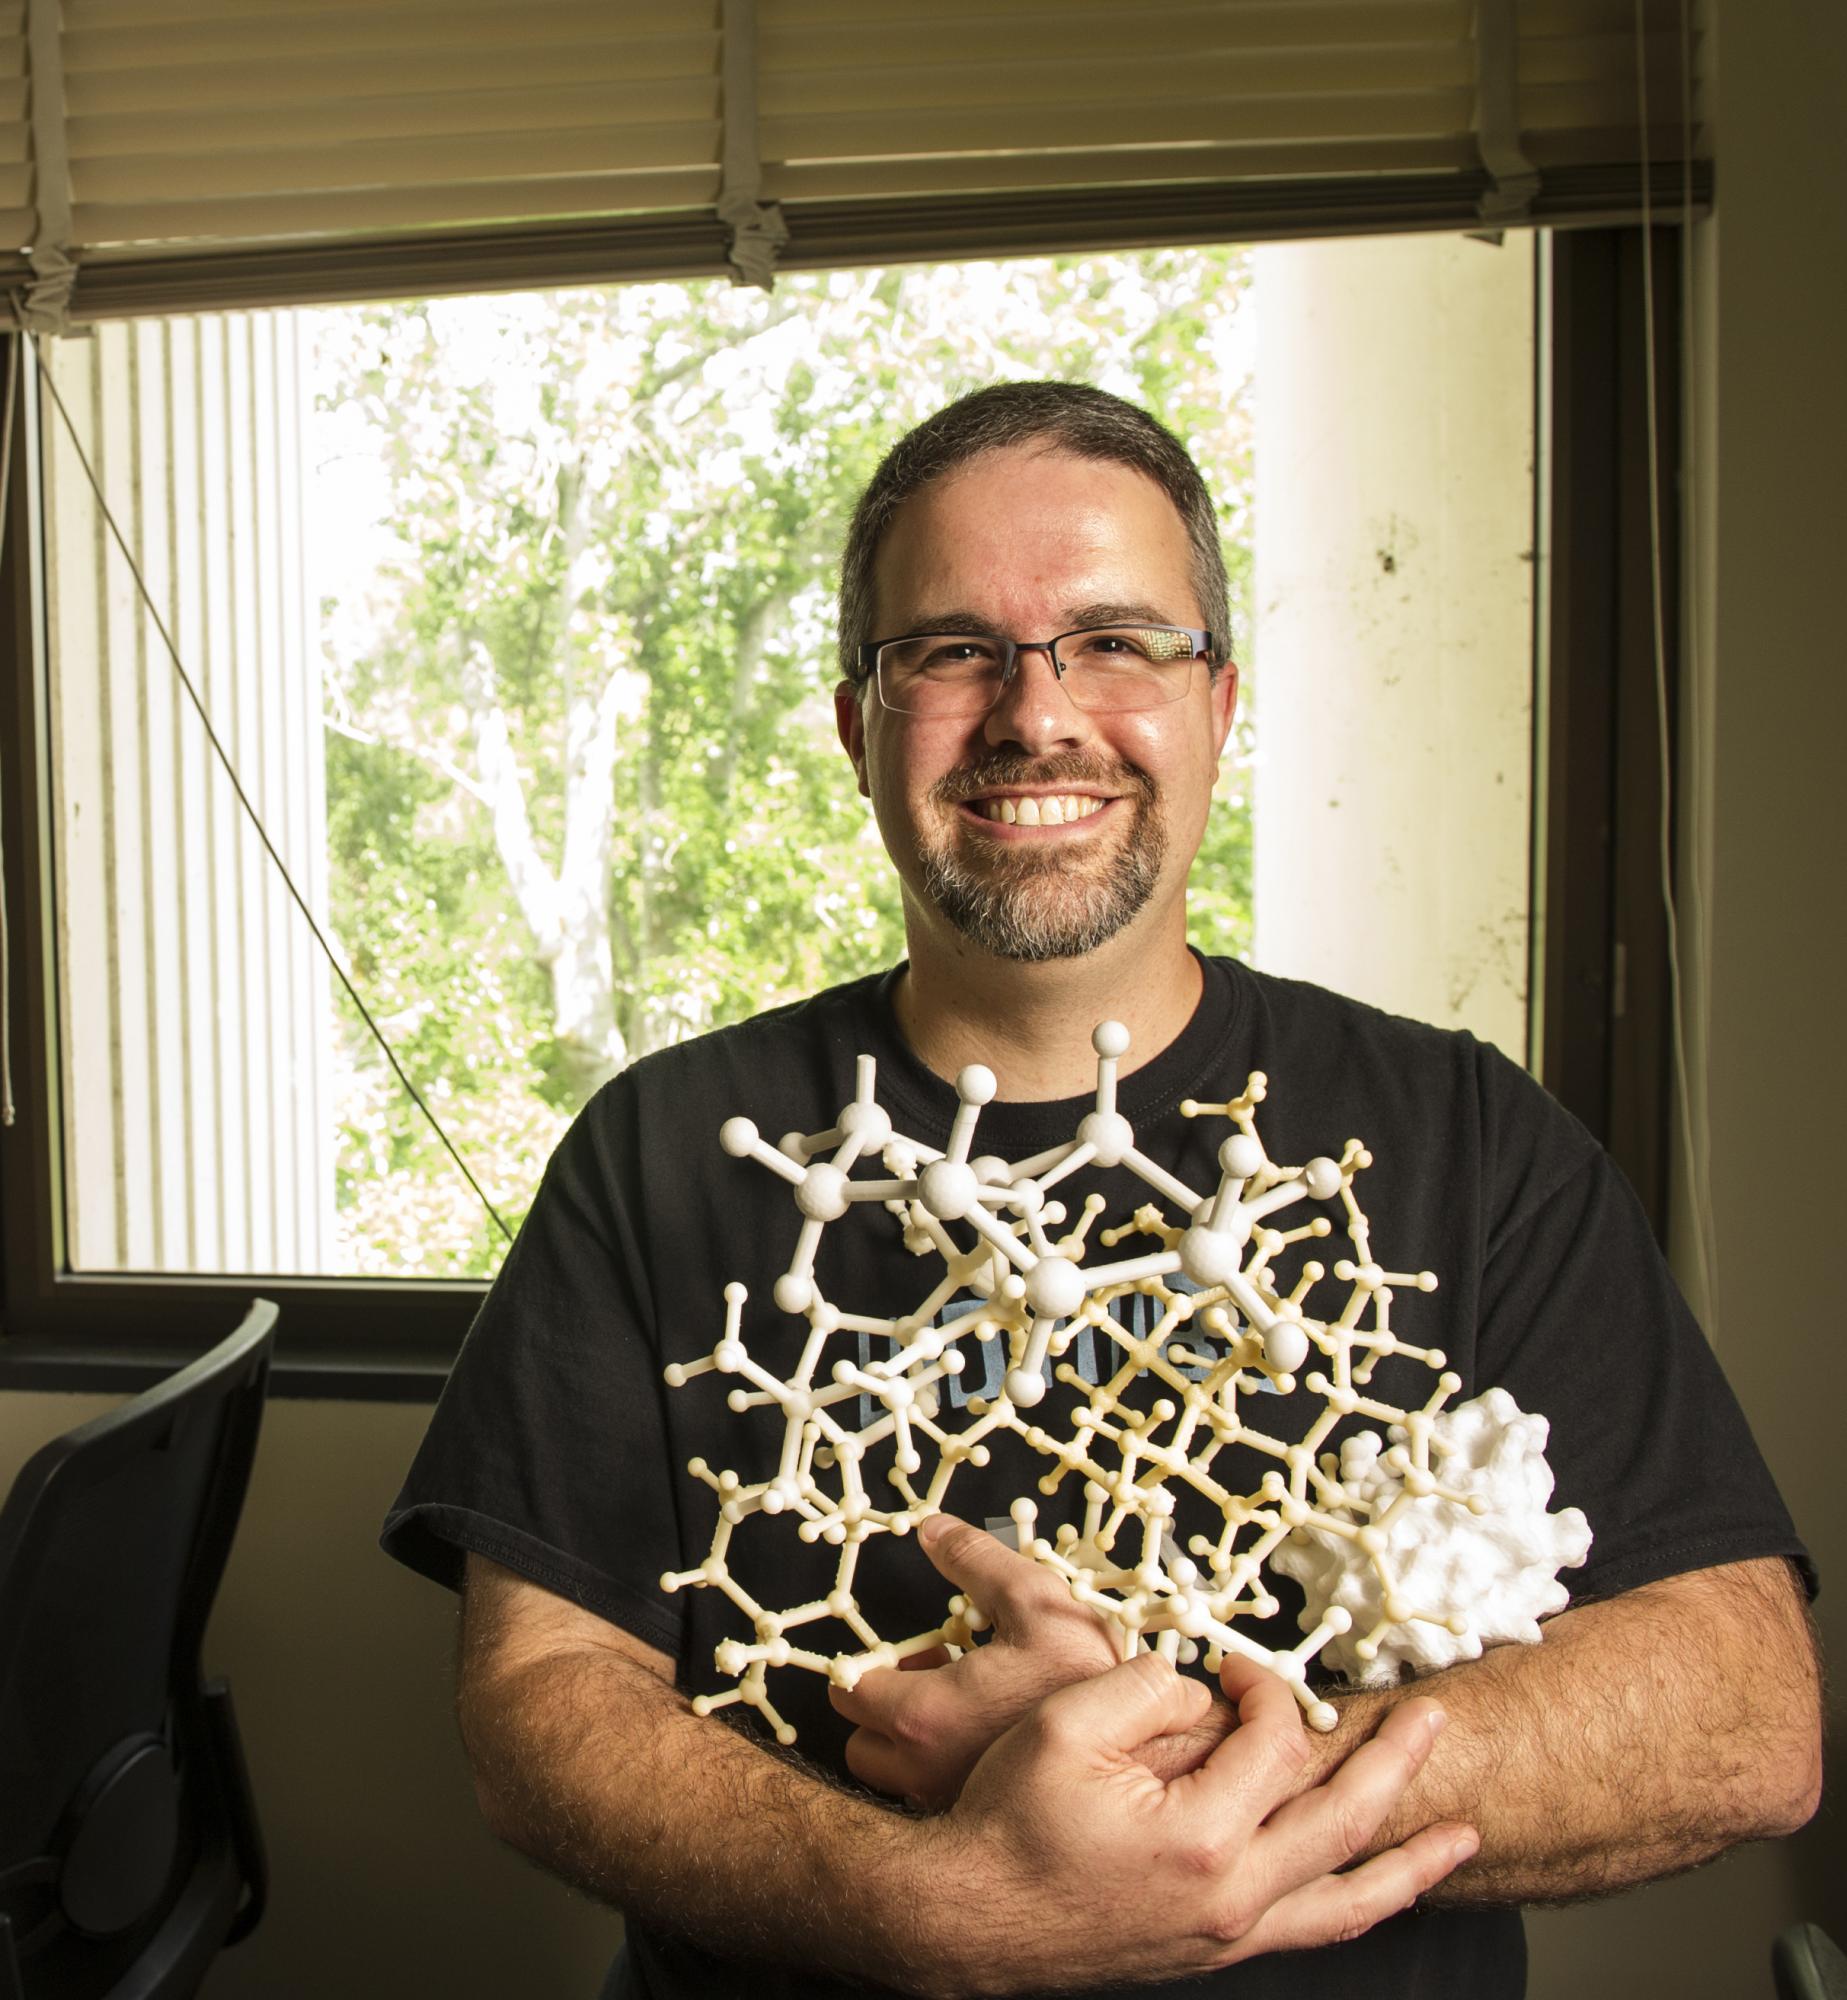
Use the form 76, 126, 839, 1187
854, 625, 1215, 718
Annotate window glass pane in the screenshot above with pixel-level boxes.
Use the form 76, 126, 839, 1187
40, 237, 1530, 1286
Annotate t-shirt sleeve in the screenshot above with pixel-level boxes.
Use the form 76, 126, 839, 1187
379, 1075, 687, 1658
1471, 1045, 1814, 1603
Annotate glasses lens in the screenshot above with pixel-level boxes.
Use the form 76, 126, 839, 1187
1056, 628, 1199, 711
877, 635, 1008, 715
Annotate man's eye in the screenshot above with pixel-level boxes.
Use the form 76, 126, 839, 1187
917, 640, 1000, 670
1071, 629, 1154, 661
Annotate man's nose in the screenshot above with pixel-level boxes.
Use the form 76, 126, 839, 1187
982, 643, 1091, 754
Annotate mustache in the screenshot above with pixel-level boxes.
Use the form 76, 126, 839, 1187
928, 751, 1156, 808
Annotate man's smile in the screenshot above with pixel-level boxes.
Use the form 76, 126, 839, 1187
961, 792, 1112, 829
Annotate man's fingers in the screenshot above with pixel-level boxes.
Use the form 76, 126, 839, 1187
1133, 1697, 1239, 1784
1026, 1650, 1211, 1764
828, 1662, 927, 1733
915, 1513, 1073, 1637
840, 1724, 913, 1801
1228, 1822, 1479, 1962
1173, 1654, 1315, 1822
827, 1673, 884, 1729
1218, 1648, 1317, 1726
1257, 1697, 1449, 1885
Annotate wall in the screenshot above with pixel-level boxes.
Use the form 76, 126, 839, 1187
1525, 0, 1847, 1985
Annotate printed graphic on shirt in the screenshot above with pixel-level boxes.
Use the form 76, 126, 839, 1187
851, 1277, 1280, 1429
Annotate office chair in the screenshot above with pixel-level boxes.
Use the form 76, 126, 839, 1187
1777, 1924, 1847, 2000
0, 1300, 277, 1998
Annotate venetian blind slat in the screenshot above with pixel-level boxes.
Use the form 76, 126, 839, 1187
4, 0, 1696, 318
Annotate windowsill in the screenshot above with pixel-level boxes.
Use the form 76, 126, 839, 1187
0, 1331, 455, 1402
0, 1271, 483, 1401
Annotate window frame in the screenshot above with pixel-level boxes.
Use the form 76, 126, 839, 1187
1530, 225, 1680, 1239
0, 343, 475, 1397
0, 226, 1682, 1400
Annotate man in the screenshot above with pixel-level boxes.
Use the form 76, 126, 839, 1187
384, 383, 1819, 1999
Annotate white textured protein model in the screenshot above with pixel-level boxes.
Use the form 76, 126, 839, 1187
661, 1023, 1591, 1742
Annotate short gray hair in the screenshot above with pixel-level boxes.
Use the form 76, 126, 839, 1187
836, 381, 1231, 685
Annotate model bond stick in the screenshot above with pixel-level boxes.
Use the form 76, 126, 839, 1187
661, 1026, 1590, 1744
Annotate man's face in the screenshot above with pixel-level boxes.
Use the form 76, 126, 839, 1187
836, 444, 1237, 964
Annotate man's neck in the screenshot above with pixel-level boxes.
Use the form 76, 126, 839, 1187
893, 921, 1205, 1102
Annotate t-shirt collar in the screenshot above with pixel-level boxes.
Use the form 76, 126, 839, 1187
854, 950, 1248, 1155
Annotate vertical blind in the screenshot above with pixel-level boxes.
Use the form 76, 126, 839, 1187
0, 0, 1700, 322
42, 313, 336, 1271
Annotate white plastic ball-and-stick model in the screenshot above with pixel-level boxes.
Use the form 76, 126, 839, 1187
661, 1024, 1591, 1744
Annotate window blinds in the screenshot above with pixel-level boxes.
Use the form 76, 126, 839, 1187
1, 0, 1701, 324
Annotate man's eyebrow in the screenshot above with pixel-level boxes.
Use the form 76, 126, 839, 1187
895, 610, 996, 638
898, 602, 1184, 636
1061, 601, 1182, 631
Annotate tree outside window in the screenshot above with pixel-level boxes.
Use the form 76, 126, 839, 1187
313, 254, 1256, 1277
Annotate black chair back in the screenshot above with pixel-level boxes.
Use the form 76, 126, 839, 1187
0, 1301, 276, 1998
1778, 1924, 1847, 2000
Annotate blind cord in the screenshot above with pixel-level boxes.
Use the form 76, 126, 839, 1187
19, 319, 514, 1244
1634, 1, 1719, 1332
0, 332, 19, 1124
1674, 0, 1718, 1330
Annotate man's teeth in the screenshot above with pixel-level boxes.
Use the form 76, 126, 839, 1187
974, 794, 1105, 827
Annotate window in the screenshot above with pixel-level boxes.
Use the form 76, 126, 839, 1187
0, 228, 1673, 1391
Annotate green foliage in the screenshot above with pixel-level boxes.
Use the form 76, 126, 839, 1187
315, 252, 1256, 1277
322, 728, 564, 1273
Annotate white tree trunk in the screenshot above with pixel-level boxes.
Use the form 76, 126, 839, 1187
462, 632, 631, 1103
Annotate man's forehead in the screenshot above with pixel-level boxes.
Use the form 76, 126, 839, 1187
871, 445, 1195, 618
886, 442, 1178, 527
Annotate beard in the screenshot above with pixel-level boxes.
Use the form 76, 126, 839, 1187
914, 751, 1166, 963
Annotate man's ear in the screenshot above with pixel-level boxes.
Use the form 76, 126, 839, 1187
1209, 659, 1239, 758
835, 682, 871, 799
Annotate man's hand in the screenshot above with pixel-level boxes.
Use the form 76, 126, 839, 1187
920, 1649, 1475, 1992
833, 1513, 1239, 1804
831, 1513, 1122, 1805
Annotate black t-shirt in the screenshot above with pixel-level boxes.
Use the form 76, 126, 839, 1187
383, 957, 1809, 2000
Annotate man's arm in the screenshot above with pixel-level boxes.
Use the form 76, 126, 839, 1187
1293, 1554, 1823, 1904
835, 1521, 1822, 1906
456, 1551, 1476, 1996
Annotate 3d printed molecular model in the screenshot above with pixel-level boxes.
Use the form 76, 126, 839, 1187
662, 1025, 1591, 1744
